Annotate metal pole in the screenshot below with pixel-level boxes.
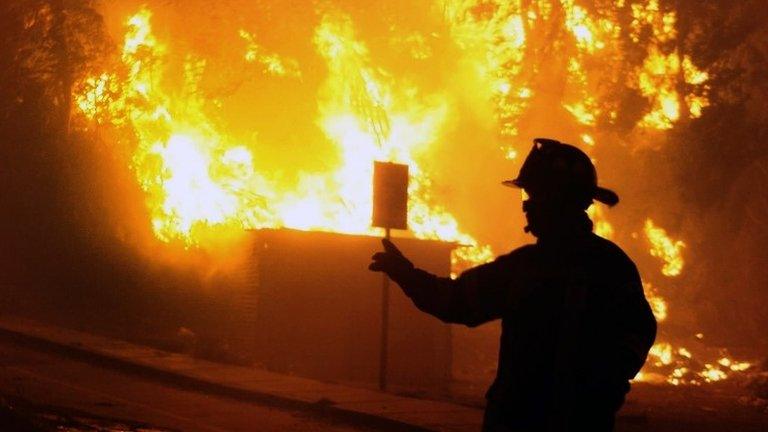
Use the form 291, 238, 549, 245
378, 227, 391, 391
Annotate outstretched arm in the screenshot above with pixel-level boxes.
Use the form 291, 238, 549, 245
369, 239, 510, 327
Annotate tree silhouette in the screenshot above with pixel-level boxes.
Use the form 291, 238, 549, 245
0, 0, 112, 135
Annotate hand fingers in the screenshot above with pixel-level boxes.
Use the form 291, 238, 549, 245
381, 238, 403, 257
371, 252, 389, 261
370, 251, 396, 272
370, 241, 406, 273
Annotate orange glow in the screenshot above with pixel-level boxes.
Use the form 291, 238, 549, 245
74, 8, 491, 270
74, 4, 711, 251
71, 2, 749, 387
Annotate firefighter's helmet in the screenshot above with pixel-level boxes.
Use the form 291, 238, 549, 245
503, 138, 619, 207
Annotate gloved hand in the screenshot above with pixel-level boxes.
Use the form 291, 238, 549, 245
368, 238, 414, 279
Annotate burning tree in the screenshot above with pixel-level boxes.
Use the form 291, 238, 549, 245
0, 0, 112, 134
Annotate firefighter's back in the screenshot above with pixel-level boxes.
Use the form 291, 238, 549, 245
484, 232, 652, 431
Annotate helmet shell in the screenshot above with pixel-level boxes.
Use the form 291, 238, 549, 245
503, 138, 618, 207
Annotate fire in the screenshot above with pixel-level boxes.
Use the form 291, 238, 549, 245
303, 10, 495, 266
700, 364, 727, 383
587, 204, 614, 240
75, 3, 712, 249
442, 0, 530, 158
239, 29, 301, 78
628, 0, 710, 129
644, 219, 685, 276
75, 8, 491, 267
642, 282, 667, 322
636, 46, 681, 129
72, 2, 752, 387
641, 342, 752, 385
649, 342, 674, 366
682, 56, 710, 118
636, 217, 752, 384
438, 0, 711, 165
77, 9, 280, 243
718, 357, 751, 372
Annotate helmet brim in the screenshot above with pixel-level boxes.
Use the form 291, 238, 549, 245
593, 186, 619, 206
501, 179, 620, 207
501, 178, 523, 188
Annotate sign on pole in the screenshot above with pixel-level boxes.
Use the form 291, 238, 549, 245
372, 161, 409, 230
371, 161, 408, 391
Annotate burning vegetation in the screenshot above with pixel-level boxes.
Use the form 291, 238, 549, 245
3, 0, 767, 393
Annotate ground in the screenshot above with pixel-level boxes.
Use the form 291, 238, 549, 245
0, 331, 766, 431
0, 340, 391, 432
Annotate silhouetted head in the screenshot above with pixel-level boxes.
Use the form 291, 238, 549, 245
503, 138, 619, 238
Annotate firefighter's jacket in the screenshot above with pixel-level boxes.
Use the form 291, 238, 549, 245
388, 230, 657, 426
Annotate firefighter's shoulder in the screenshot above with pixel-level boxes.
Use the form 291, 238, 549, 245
587, 233, 641, 278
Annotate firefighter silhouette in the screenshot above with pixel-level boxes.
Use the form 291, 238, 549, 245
370, 138, 656, 432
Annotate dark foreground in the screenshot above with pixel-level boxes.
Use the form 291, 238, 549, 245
0, 340, 390, 432
0, 328, 766, 432
449, 375, 768, 432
